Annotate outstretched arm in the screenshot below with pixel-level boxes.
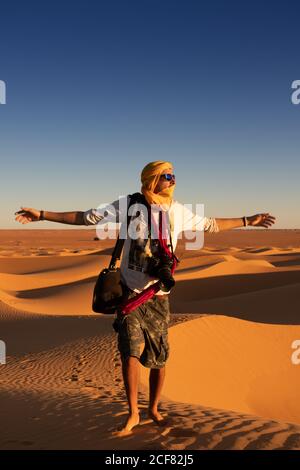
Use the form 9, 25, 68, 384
15, 207, 85, 225
215, 213, 276, 231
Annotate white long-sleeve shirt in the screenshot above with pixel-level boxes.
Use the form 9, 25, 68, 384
84, 196, 219, 293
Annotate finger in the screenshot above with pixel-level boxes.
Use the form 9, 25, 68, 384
15, 211, 28, 217
17, 214, 29, 221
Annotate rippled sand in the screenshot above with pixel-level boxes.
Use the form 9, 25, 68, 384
1, 229, 300, 449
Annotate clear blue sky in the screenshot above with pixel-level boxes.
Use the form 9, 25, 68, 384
0, 0, 299, 229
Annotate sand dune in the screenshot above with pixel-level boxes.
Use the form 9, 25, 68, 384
1, 229, 300, 450
176, 257, 276, 280
0, 252, 109, 314
140, 316, 300, 425
172, 282, 300, 325
0, 280, 96, 315
0, 250, 108, 275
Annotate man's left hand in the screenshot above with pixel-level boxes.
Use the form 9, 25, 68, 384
247, 213, 276, 228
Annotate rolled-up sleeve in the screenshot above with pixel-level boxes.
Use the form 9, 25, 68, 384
178, 202, 219, 233
83, 209, 104, 226
204, 217, 219, 233
83, 195, 128, 226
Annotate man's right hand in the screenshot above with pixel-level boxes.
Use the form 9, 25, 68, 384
15, 207, 41, 224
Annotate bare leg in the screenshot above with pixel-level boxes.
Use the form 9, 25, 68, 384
118, 356, 140, 434
148, 367, 166, 423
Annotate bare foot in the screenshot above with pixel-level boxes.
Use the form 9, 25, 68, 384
148, 409, 168, 426
114, 412, 140, 436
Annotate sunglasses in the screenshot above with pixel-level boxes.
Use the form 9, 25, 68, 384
160, 173, 175, 181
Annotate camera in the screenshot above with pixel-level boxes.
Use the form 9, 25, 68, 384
147, 253, 176, 292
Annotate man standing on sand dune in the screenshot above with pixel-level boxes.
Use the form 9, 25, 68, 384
15, 161, 276, 434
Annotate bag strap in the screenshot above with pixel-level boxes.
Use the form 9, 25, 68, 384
108, 193, 146, 270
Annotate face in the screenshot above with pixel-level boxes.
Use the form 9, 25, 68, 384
154, 167, 175, 193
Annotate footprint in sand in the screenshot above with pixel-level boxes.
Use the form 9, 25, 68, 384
167, 436, 197, 449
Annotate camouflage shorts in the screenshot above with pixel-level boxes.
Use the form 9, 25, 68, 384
113, 293, 170, 369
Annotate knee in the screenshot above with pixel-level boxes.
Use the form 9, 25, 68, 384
121, 355, 140, 366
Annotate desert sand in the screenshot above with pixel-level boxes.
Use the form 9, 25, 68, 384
1, 228, 300, 450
